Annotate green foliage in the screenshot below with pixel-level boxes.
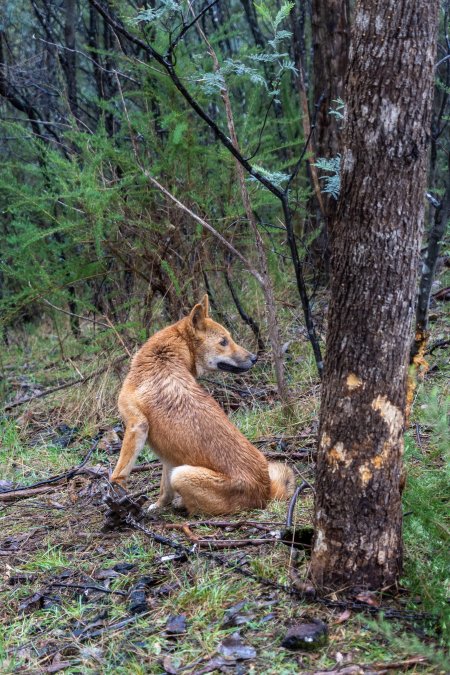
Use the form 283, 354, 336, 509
0, 0, 310, 331
314, 155, 341, 199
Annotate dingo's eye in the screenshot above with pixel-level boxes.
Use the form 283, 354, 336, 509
219, 337, 228, 347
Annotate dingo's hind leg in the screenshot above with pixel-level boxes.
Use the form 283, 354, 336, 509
111, 416, 148, 488
148, 463, 177, 511
170, 465, 248, 515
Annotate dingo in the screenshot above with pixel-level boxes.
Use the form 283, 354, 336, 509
111, 295, 295, 514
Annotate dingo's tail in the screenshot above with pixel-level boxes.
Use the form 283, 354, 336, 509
268, 462, 296, 500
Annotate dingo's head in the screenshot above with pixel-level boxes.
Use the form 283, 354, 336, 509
187, 295, 257, 376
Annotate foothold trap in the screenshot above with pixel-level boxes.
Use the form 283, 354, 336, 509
102, 487, 148, 531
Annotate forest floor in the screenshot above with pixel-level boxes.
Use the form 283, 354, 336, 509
0, 298, 449, 674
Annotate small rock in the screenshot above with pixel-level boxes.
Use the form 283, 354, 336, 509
281, 620, 328, 651
0, 480, 14, 492
128, 576, 155, 615
165, 614, 187, 635
113, 562, 136, 574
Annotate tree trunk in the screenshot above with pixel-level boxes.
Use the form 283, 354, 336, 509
312, 0, 350, 161
307, 1, 350, 275
310, 0, 439, 590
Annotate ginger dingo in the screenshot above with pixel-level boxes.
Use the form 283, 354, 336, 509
111, 295, 295, 514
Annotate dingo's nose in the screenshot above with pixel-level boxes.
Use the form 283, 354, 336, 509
250, 353, 258, 364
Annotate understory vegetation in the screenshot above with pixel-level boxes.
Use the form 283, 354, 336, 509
0, 286, 448, 672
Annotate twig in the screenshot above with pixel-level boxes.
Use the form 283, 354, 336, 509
76, 614, 143, 641
414, 422, 423, 451
264, 450, 314, 460
194, 537, 278, 550
168, 0, 220, 54
4, 356, 127, 411
426, 337, 450, 354
48, 582, 127, 596
41, 298, 111, 329
224, 270, 265, 351
143, 172, 264, 284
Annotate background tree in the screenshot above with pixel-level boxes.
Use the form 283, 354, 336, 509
310, 0, 440, 589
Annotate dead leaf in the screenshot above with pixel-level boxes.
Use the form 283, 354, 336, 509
333, 609, 352, 624
113, 562, 136, 574
162, 655, 180, 674
94, 568, 120, 581
355, 591, 380, 607
218, 631, 257, 660
222, 601, 254, 628
45, 653, 72, 673
19, 591, 60, 614
0, 480, 14, 492
128, 576, 155, 615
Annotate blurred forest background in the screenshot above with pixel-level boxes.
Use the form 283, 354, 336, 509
0, 0, 345, 374
0, 1, 449, 672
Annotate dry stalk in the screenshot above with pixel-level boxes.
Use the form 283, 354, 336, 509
192, 9, 289, 405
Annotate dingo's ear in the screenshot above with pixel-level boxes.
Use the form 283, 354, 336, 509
189, 303, 206, 331
200, 294, 209, 317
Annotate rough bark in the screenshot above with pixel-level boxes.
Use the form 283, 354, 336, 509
312, 0, 350, 163
310, 0, 439, 590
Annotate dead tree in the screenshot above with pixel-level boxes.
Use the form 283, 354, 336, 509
310, 0, 439, 589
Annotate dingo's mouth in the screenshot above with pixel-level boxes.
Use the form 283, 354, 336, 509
217, 361, 252, 374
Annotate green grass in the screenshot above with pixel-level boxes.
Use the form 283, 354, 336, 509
402, 383, 450, 634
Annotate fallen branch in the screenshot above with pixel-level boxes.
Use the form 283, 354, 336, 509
369, 656, 428, 672
0, 440, 99, 500
0, 486, 56, 502
264, 450, 314, 460
4, 356, 127, 411
0, 460, 160, 503
48, 582, 127, 596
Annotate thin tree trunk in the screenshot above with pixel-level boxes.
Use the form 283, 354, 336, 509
63, 0, 78, 120
310, 0, 439, 590
413, 161, 450, 357
309, 0, 350, 269
194, 18, 290, 405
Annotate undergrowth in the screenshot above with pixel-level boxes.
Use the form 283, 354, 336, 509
0, 298, 449, 673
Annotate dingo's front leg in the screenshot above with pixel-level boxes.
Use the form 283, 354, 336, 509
111, 417, 148, 489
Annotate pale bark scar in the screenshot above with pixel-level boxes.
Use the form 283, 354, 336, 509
370, 395, 403, 469
314, 528, 327, 556
359, 464, 372, 486
328, 441, 352, 469
320, 432, 331, 450
346, 373, 363, 391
